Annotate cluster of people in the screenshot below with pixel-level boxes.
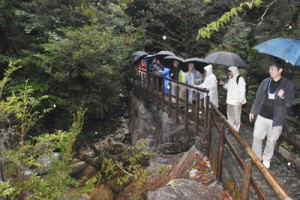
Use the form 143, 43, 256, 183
134, 53, 295, 169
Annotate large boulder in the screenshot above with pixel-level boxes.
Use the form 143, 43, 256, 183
80, 165, 98, 180
70, 161, 89, 176
129, 94, 194, 153
147, 179, 222, 200
90, 184, 114, 200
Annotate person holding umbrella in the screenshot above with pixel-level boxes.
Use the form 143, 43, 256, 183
170, 60, 181, 103
164, 55, 186, 104
135, 59, 147, 82
219, 66, 246, 132
249, 60, 295, 169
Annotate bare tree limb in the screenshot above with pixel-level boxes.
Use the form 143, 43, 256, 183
257, 0, 277, 26
115, 160, 134, 177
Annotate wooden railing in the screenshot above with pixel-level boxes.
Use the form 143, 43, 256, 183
131, 69, 295, 200
209, 103, 292, 200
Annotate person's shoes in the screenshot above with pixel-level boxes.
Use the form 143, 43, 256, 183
263, 160, 270, 169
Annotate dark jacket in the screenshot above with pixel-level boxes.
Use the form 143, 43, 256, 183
170, 66, 180, 81
250, 77, 295, 126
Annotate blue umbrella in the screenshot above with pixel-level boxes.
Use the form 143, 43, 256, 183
253, 38, 300, 66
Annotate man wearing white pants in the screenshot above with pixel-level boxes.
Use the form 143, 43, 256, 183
249, 61, 295, 169
220, 66, 246, 132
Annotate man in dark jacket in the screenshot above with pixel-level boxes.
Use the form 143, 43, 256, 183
249, 61, 295, 169
170, 60, 180, 103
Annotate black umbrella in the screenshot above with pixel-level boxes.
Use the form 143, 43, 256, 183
205, 51, 248, 68
132, 51, 147, 58
182, 57, 208, 73
154, 51, 175, 67
143, 54, 156, 65
131, 52, 148, 64
164, 55, 184, 62
162, 55, 184, 69
156, 50, 175, 57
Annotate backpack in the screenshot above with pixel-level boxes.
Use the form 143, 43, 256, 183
236, 75, 249, 94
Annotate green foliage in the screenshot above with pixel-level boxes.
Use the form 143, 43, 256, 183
156, 165, 172, 174
31, 1, 146, 128
0, 181, 16, 197
0, 108, 93, 200
127, 0, 212, 56
40, 23, 142, 121
0, 67, 97, 199
197, 0, 265, 39
7, 80, 52, 146
0, 61, 22, 98
0, 0, 146, 131
280, 141, 294, 152
102, 140, 154, 187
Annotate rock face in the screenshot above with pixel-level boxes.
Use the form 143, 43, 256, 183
147, 179, 223, 200
129, 94, 194, 154
90, 184, 114, 200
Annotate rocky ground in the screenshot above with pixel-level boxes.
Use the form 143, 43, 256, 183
67, 116, 231, 200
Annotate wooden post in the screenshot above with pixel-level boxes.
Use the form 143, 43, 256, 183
156, 76, 159, 107
204, 95, 210, 155
216, 125, 225, 182
195, 92, 200, 136
175, 83, 179, 123
138, 71, 142, 96
275, 140, 280, 151
142, 72, 146, 99
206, 108, 212, 157
184, 88, 189, 128
204, 95, 210, 126
145, 74, 149, 99
149, 74, 153, 101
161, 78, 165, 112
241, 159, 252, 200
168, 82, 172, 116
151, 74, 155, 101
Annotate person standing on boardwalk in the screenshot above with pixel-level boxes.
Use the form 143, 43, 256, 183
249, 61, 295, 169
195, 64, 219, 108
219, 66, 246, 132
170, 60, 181, 103
185, 63, 202, 110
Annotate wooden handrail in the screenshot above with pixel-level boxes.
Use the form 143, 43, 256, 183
136, 69, 209, 93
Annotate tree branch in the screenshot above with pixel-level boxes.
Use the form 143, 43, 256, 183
115, 161, 134, 177
257, 0, 277, 26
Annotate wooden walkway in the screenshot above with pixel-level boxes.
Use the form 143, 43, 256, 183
146, 93, 299, 200
132, 75, 300, 199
